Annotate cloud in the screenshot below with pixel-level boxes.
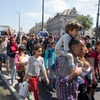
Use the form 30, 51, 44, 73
25, 12, 51, 22
25, 0, 98, 27
80, 0, 89, 1
74, 0, 97, 27
44, 0, 97, 27
45, 0, 70, 13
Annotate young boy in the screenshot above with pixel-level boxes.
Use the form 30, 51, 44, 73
55, 20, 82, 56
55, 20, 91, 83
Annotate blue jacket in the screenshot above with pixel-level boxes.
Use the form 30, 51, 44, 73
44, 47, 56, 69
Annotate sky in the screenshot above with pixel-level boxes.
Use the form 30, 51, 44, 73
0, 0, 98, 33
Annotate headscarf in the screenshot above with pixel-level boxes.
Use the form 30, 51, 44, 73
10, 36, 18, 52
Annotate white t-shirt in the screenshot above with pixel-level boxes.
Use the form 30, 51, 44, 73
26, 56, 45, 76
55, 33, 72, 52
55, 34, 72, 56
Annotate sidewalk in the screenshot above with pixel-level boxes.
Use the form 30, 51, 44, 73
0, 65, 27, 100
0, 77, 17, 100
0, 64, 44, 100
94, 81, 100, 100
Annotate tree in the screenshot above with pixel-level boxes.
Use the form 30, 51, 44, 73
76, 15, 93, 35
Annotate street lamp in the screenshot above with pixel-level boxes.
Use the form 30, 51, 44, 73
35, 23, 38, 34
96, 0, 100, 41
15, 11, 20, 34
42, 0, 44, 31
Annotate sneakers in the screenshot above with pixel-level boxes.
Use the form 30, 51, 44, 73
15, 76, 20, 80
47, 86, 55, 92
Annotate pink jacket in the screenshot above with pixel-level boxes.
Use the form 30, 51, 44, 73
14, 54, 26, 71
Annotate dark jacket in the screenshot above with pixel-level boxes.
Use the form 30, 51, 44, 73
7, 43, 16, 57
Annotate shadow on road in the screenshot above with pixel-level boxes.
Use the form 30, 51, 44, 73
96, 80, 100, 92
96, 86, 100, 92
39, 81, 58, 100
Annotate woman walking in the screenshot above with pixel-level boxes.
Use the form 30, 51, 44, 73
23, 44, 49, 100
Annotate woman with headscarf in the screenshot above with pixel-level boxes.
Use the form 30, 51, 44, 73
7, 36, 18, 83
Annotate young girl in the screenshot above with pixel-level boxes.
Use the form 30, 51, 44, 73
23, 44, 49, 100
78, 46, 93, 80
14, 46, 28, 83
78, 46, 93, 100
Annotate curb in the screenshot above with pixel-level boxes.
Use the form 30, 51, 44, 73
0, 71, 23, 100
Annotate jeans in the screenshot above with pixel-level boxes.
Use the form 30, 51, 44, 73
0, 54, 9, 63
11, 65, 17, 84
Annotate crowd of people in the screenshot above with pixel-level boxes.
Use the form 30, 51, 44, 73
0, 20, 100, 100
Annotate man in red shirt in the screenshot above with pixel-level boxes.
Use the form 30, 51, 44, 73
88, 41, 100, 100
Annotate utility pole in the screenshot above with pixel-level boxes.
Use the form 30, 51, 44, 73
16, 11, 20, 34
19, 13, 20, 34
42, 0, 44, 31
35, 23, 38, 34
96, 0, 100, 41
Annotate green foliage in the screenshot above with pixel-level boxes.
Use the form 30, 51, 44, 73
76, 15, 93, 30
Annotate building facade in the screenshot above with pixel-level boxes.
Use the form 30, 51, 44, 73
46, 7, 80, 36
29, 22, 46, 34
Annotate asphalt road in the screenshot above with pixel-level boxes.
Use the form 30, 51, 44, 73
39, 81, 58, 100
94, 81, 100, 100
1, 65, 100, 100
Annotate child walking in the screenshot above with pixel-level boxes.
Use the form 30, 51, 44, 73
14, 46, 28, 83
23, 44, 49, 100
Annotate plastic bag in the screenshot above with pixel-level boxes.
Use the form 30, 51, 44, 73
27, 92, 35, 100
19, 81, 29, 98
